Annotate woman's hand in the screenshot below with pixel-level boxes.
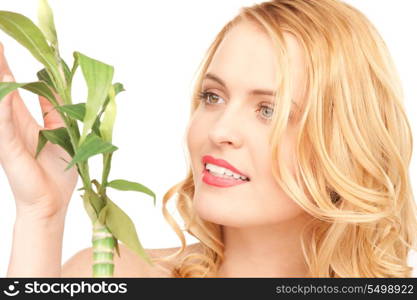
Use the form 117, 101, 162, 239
0, 42, 78, 220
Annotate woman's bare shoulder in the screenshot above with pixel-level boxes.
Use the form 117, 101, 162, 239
61, 242, 203, 278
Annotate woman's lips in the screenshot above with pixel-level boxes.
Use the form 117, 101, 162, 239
201, 155, 250, 179
201, 168, 250, 188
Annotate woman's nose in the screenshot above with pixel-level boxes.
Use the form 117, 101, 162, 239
207, 104, 244, 148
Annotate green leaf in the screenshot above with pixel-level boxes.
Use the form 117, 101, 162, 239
38, 127, 74, 157
99, 84, 116, 143
0, 82, 25, 101
61, 59, 72, 85
0, 81, 57, 105
0, 81, 58, 122
82, 189, 106, 224
70, 53, 79, 83
113, 82, 125, 95
34, 130, 48, 159
91, 194, 106, 214
81, 192, 98, 225
107, 179, 156, 207
54, 101, 114, 138
55, 103, 86, 121
64, 132, 118, 171
101, 196, 153, 265
98, 203, 108, 225
24, 81, 57, 104
91, 82, 124, 137
62, 82, 123, 128
38, 63, 70, 88
92, 117, 102, 138
37, 0, 58, 49
36, 68, 55, 89
100, 82, 125, 110
91, 191, 105, 213
0, 11, 60, 84
73, 51, 114, 146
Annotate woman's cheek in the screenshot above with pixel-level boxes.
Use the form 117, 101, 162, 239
187, 116, 206, 169
188, 111, 210, 146
187, 118, 200, 149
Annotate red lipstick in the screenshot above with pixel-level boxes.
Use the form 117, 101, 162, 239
201, 155, 250, 188
202, 155, 249, 178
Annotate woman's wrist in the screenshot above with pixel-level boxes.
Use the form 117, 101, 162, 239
8, 207, 67, 277
14, 208, 66, 232
15, 197, 68, 225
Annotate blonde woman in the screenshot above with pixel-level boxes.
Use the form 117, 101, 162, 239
1, 0, 416, 278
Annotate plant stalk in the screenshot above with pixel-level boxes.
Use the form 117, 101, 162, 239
99, 152, 113, 196
50, 77, 93, 191
92, 219, 116, 277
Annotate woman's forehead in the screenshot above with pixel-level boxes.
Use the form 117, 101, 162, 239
205, 21, 307, 107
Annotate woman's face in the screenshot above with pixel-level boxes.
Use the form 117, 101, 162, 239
187, 21, 308, 227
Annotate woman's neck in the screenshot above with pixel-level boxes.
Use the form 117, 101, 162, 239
216, 213, 312, 277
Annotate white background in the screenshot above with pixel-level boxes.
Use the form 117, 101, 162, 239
0, 0, 416, 277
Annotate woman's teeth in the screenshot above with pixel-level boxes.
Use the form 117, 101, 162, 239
205, 163, 249, 181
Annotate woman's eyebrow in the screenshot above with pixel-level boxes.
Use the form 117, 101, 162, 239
203, 72, 275, 96
203, 72, 300, 109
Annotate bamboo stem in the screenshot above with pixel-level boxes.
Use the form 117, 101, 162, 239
92, 219, 116, 277
99, 152, 112, 196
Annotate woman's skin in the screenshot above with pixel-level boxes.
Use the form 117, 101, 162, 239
187, 20, 312, 277
0, 42, 79, 277
0, 19, 312, 277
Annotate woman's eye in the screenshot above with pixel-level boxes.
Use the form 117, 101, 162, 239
196, 90, 275, 121
256, 104, 274, 121
197, 91, 224, 105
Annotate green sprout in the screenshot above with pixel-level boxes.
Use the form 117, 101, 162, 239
0, 0, 156, 277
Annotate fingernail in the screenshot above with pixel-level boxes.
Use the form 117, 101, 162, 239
1, 74, 14, 82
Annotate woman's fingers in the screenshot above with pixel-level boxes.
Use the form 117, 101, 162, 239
0, 42, 39, 132
39, 93, 66, 130
0, 44, 15, 132
1, 42, 66, 132
0, 74, 19, 158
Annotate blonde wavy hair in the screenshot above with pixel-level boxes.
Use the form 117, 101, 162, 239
151, 0, 417, 277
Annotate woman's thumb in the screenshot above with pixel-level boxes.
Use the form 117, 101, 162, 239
39, 93, 65, 129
